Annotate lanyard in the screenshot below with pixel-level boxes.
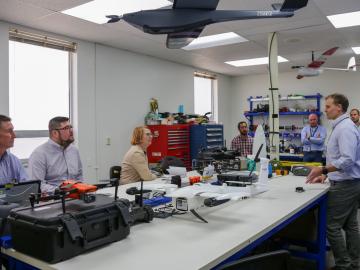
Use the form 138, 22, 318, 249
310, 126, 318, 137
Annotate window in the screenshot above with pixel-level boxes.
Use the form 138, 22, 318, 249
8, 30, 75, 159
194, 72, 218, 122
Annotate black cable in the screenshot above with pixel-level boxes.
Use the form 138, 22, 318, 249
268, 32, 276, 149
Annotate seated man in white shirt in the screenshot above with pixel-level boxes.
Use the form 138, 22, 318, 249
28, 116, 83, 193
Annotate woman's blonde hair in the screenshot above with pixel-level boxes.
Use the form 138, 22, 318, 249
131, 126, 148, 145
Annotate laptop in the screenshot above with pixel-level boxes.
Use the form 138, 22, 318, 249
0, 180, 41, 206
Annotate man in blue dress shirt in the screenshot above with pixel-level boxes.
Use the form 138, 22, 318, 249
307, 94, 360, 270
0, 115, 28, 184
301, 113, 327, 162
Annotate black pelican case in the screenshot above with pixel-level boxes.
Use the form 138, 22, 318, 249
8, 194, 131, 263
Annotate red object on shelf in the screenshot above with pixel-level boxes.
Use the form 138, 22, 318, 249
147, 124, 191, 170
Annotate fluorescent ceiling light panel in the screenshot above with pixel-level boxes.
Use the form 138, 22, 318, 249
183, 32, 248, 50
225, 56, 288, 67
327, 11, 360, 28
62, 0, 171, 24
352, 47, 360, 54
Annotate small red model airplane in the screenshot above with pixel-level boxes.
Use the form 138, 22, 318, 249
293, 47, 357, 79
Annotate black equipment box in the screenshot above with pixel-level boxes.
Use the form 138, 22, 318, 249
0, 180, 41, 236
8, 194, 131, 264
217, 171, 258, 184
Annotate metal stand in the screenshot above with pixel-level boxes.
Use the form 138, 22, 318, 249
268, 32, 280, 160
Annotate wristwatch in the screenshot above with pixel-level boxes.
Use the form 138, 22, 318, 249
322, 167, 328, 175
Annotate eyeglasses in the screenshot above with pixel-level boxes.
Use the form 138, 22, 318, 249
55, 125, 73, 131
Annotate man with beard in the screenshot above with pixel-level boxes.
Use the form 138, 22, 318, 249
350, 108, 360, 131
28, 117, 83, 193
231, 121, 253, 157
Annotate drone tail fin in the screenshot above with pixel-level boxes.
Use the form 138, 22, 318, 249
106, 15, 122, 23
348, 56, 356, 71
280, 0, 308, 12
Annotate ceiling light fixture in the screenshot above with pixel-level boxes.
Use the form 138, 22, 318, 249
327, 11, 360, 28
352, 47, 360, 54
225, 56, 288, 67
183, 32, 248, 50
62, 0, 171, 24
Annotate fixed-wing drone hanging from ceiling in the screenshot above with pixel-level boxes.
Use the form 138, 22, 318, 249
106, 0, 308, 49
292, 47, 358, 79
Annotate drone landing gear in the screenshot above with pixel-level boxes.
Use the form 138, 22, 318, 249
190, 209, 208, 223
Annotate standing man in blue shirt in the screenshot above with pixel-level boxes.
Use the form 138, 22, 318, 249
307, 94, 360, 270
0, 115, 28, 184
301, 113, 327, 162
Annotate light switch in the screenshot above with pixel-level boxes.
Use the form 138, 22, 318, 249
106, 137, 111, 145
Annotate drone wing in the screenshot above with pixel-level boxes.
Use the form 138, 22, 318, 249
307, 47, 338, 68
172, 0, 219, 10
323, 56, 358, 72
166, 0, 220, 49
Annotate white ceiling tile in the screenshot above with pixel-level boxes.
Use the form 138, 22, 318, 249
0, 0, 54, 24
19, 0, 92, 12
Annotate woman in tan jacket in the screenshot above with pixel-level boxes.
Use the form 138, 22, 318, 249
120, 126, 157, 185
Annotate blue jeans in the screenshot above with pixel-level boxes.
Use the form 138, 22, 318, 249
303, 151, 323, 162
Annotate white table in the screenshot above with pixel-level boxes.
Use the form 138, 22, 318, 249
2, 175, 329, 270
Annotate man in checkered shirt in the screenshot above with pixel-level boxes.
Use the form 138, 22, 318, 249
231, 121, 253, 157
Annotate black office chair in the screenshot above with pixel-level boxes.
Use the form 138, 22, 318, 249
217, 250, 291, 270
159, 156, 185, 174
109, 166, 122, 180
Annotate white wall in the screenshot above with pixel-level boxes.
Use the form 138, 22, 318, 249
75, 41, 98, 181
94, 44, 232, 180
94, 44, 195, 180
0, 21, 233, 182
0, 21, 9, 115
217, 75, 234, 147
229, 71, 360, 141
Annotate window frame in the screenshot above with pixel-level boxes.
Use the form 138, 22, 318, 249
194, 72, 218, 122
8, 31, 75, 160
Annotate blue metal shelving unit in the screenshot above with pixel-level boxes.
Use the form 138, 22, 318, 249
245, 93, 323, 161
245, 111, 322, 117
190, 124, 224, 161
245, 93, 323, 126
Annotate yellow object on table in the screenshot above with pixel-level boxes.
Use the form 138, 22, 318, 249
279, 161, 322, 167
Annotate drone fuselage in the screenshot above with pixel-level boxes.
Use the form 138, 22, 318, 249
297, 67, 322, 77
123, 9, 294, 34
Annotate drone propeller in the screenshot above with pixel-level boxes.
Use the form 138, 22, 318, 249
106, 15, 123, 23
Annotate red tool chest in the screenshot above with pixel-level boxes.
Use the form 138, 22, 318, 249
147, 124, 191, 170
